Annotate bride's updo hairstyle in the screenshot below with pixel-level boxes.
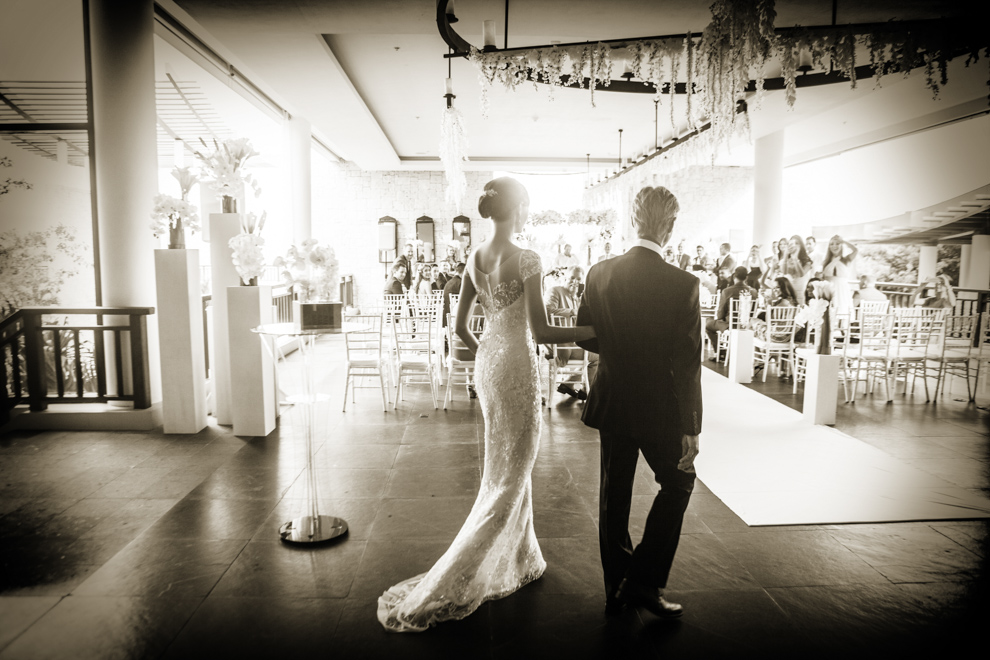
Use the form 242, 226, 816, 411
631, 186, 680, 241
478, 177, 529, 221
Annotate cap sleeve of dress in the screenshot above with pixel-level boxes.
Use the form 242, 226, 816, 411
519, 250, 542, 282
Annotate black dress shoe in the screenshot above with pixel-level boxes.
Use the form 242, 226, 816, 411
557, 383, 578, 397
616, 579, 683, 619
575, 389, 588, 401
604, 596, 626, 616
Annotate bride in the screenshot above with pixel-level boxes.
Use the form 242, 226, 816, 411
377, 177, 596, 632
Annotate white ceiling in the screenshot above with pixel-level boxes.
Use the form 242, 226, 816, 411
3, 0, 985, 174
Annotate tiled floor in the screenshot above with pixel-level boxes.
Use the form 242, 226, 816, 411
1, 336, 987, 659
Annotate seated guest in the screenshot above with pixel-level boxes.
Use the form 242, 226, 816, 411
716, 266, 733, 292
431, 264, 448, 291
803, 277, 822, 305
442, 262, 465, 325
852, 275, 888, 307
411, 264, 434, 296
383, 263, 407, 296
705, 266, 757, 360
750, 277, 798, 343
545, 266, 598, 399
394, 242, 416, 289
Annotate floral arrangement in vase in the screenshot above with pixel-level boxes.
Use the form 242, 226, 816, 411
194, 137, 261, 213
228, 211, 266, 286
795, 280, 835, 354
273, 239, 339, 302
150, 167, 200, 249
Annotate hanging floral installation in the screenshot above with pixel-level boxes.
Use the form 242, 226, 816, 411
439, 103, 470, 213
461, 0, 989, 182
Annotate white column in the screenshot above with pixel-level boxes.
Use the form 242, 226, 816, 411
965, 235, 990, 290
958, 245, 972, 288
752, 131, 784, 254
287, 115, 312, 245
88, 0, 161, 403
918, 245, 938, 283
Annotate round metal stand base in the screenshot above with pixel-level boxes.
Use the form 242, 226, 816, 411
279, 515, 348, 544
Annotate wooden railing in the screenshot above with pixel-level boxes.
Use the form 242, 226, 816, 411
875, 281, 989, 316
1, 306, 155, 423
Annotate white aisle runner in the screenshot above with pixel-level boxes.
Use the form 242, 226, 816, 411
695, 369, 990, 526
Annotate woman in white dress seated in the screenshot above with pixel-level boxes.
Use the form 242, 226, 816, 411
377, 177, 596, 633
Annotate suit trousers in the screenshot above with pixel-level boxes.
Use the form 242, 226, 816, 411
598, 427, 695, 596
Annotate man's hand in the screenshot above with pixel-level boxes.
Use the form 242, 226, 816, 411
678, 434, 700, 472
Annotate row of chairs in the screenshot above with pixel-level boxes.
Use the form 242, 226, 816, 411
342, 296, 488, 412
716, 296, 989, 403
344, 291, 593, 412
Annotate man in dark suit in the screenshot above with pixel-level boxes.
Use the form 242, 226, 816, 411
576, 186, 702, 619
704, 265, 757, 359
713, 242, 735, 291
442, 262, 464, 327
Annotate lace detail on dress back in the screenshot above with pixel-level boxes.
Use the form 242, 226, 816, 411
378, 247, 546, 633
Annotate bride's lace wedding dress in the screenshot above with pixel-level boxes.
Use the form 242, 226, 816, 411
377, 249, 546, 633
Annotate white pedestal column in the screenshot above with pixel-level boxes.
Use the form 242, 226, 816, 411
154, 249, 207, 433
918, 245, 938, 283
227, 285, 276, 437
803, 354, 841, 425
209, 213, 241, 425
966, 235, 990, 290
728, 330, 755, 384
287, 115, 313, 246
753, 131, 784, 254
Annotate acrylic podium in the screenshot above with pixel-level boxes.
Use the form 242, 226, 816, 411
253, 322, 362, 544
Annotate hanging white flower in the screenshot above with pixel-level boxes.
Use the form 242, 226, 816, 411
440, 105, 469, 213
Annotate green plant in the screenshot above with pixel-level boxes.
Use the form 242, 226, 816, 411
0, 224, 88, 318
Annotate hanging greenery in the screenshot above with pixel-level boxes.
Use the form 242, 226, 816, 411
464, 0, 989, 175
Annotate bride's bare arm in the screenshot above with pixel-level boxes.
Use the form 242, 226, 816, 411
454, 273, 480, 355
523, 273, 595, 345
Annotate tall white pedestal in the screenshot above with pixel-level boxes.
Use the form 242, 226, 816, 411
728, 330, 754, 384
803, 354, 841, 426
228, 285, 276, 437
154, 249, 208, 434
209, 213, 241, 425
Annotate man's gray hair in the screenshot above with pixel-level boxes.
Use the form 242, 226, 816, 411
632, 186, 679, 241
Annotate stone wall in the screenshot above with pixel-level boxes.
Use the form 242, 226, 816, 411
584, 163, 755, 259
312, 161, 493, 308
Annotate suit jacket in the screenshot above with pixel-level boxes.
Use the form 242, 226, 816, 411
576, 246, 703, 439
715, 282, 757, 322
442, 275, 462, 324
677, 253, 691, 270
383, 277, 405, 296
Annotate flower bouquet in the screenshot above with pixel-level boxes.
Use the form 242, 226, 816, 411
150, 167, 201, 249
194, 137, 261, 213
795, 280, 835, 354
274, 239, 341, 329
228, 211, 266, 286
